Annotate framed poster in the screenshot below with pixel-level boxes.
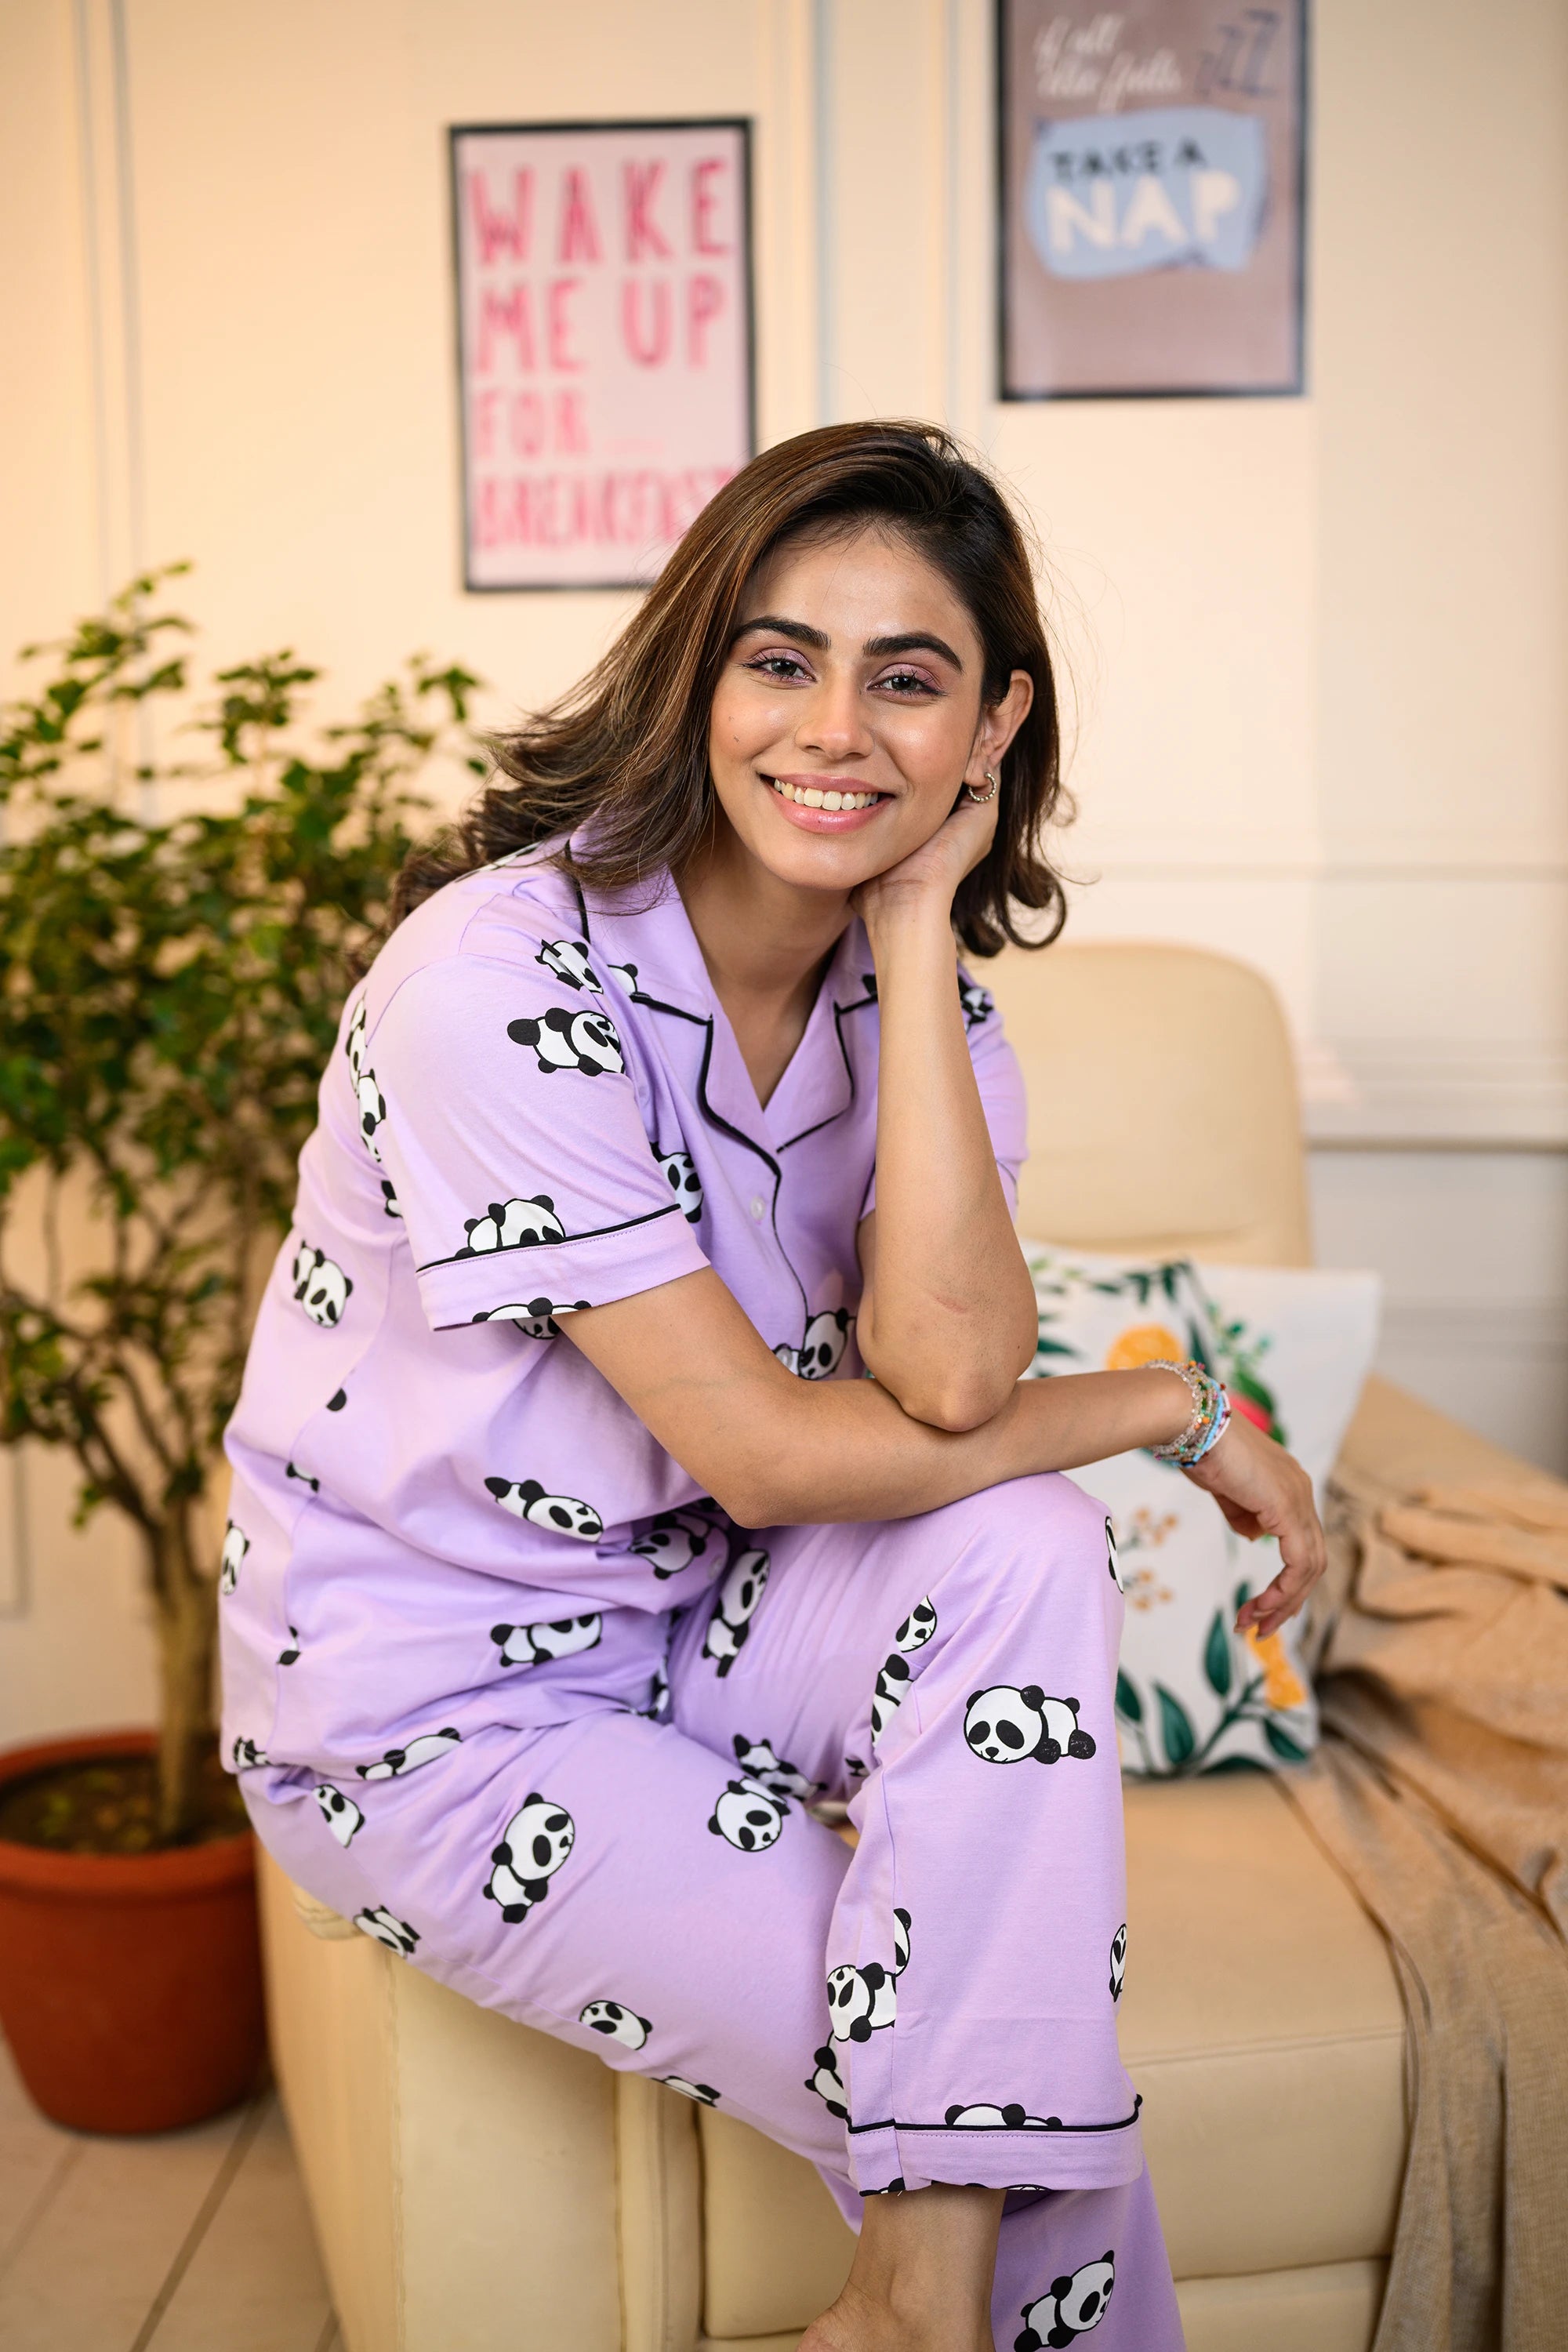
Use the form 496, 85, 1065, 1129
998, 3, 1306, 398
450, 119, 753, 589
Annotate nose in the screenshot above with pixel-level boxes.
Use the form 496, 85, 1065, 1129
795, 670, 873, 763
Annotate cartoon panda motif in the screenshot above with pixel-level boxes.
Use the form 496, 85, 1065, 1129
844, 1754, 869, 1780
507, 1004, 625, 1077
869, 1653, 911, 1748
630, 1506, 715, 1579
457, 1196, 567, 1254
354, 1906, 420, 1957
607, 961, 641, 996
1015, 2254, 1116, 2348
292, 1239, 354, 1327
963, 1686, 1097, 1766
285, 1460, 320, 1494
1105, 1518, 1124, 1595
805, 2042, 849, 2119
471, 1295, 589, 1337
344, 998, 371, 1078
654, 1149, 703, 1223
485, 1793, 575, 1923
774, 1309, 853, 1380
327, 1388, 347, 1411
314, 1784, 365, 1846
231, 1735, 269, 1769
278, 1628, 301, 1665
708, 1776, 789, 1853
895, 1597, 938, 1653
579, 1998, 652, 2049
641, 1655, 672, 1721
731, 1735, 822, 1802
353, 1064, 388, 1160
379, 1177, 403, 1218
357, 1728, 463, 1780
536, 938, 603, 992
957, 974, 995, 1029
485, 1478, 604, 1542
1109, 1923, 1127, 2003
661, 2076, 719, 2105
489, 1613, 603, 1668
944, 2103, 1051, 2129
702, 1546, 769, 1675
826, 1907, 912, 2045
219, 1519, 249, 1596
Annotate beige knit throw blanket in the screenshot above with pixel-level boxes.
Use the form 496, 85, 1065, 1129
1282, 1466, 1568, 2352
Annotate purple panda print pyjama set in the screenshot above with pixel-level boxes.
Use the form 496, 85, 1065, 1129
221, 844, 1185, 2350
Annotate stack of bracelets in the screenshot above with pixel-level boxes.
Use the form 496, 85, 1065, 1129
1143, 1357, 1232, 1467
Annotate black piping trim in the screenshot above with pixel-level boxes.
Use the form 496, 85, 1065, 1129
847, 2098, 1142, 2140
775, 990, 880, 1153
415, 1200, 681, 1274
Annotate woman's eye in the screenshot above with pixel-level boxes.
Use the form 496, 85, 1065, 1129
745, 653, 811, 682
876, 670, 939, 697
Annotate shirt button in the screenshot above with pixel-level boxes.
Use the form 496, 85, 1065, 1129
749, 1196, 766, 1221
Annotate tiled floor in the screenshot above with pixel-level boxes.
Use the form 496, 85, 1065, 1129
0, 2036, 336, 2352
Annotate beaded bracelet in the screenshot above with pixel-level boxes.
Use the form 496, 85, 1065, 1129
1143, 1358, 1232, 1467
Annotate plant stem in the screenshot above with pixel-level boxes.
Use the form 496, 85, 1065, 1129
148, 1508, 217, 1843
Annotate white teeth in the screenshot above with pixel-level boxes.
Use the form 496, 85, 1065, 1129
768, 779, 878, 811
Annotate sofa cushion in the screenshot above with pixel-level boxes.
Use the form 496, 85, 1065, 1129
691, 1773, 1405, 2338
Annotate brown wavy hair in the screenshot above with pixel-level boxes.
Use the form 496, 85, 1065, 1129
394, 420, 1069, 956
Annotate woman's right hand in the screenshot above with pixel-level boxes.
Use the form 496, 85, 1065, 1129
1181, 1414, 1326, 1639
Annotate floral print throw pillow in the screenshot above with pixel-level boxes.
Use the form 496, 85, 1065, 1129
1020, 1245, 1381, 1777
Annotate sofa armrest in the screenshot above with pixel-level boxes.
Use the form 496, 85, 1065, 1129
1334, 1372, 1563, 1503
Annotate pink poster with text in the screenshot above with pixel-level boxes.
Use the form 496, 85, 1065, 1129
451, 120, 753, 590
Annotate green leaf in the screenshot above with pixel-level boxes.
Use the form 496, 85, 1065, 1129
1155, 1684, 1196, 1768
1032, 1336, 1080, 1359
1204, 1754, 1269, 1775
1263, 1719, 1311, 1765
1185, 1317, 1214, 1375
1233, 1579, 1252, 1615
1203, 1611, 1232, 1697
1114, 1669, 1143, 1725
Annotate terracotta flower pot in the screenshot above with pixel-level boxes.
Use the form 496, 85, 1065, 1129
0, 1729, 267, 2133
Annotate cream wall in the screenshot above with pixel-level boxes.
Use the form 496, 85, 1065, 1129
2, 0, 1565, 1736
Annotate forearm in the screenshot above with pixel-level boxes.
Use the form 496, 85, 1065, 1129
855, 903, 1036, 1426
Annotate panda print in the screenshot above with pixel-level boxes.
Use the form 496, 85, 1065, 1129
774, 1309, 853, 1380
277, 1628, 301, 1665
708, 1776, 789, 1853
1109, 1922, 1127, 2003
702, 1545, 769, 1676
291, 1239, 354, 1328
285, 1460, 320, 1494
485, 1478, 604, 1542
379, 1176, 402, 1218
1015, 2254, 1116, 2348
895, 1597, 938, 1654
957, 975, 995, 1029
805, 2041, 849, 2120
1105, 1517, 1124, 1595
654, 1147, 703, 1223
826, 1907, 911, 2045
354, 1906, 420, 1957
470, 1295, 589, 1337
945, 2103, 1051, 2129
327, 1388, 347, 1412
963, 1686, 1097, 1766
314, 1784, 365, 1846
869, 1653, 911, 1749
219, 1519, 249, 1596
607, 961, 641, 996
232, 1735, 269, 1769
661, 2077, 720, 2106
579, 1998, 652, 2050
489, 1613, 603, 1668
731, 1735, 822, 1803
630, 1506, 715, 1579
507, 1004, 625, 1077
357, 1728, 463, 1780
457, 1196, 567, 1254
343, 1004, 388, 1161
485, 1792, 575, 1923
844, 1755, 869, 1780
536, 938, 603, 992
641, 1654, 672, 1722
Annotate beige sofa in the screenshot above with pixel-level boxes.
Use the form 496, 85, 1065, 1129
259, 942, 1525, 2352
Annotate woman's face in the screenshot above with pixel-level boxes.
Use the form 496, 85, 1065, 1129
705, 524, 1032, 899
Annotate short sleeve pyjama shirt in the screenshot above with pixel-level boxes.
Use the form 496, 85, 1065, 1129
220, 841, 1027, 1780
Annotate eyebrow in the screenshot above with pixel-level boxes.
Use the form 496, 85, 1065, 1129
730, 617, 965, 670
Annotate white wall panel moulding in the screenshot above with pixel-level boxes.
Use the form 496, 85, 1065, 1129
1301, 1040, 1568, 1149
1380, 1298, 1568, 1363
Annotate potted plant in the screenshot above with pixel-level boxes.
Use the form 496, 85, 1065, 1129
0, 572, 477, 2129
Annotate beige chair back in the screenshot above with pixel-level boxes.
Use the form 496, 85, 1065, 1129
985, 941, 1312, 1266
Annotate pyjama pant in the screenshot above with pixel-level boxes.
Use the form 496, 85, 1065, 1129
244, 1471, 1184, 2351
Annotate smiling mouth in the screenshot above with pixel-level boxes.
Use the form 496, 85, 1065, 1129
764, 775, 887, 811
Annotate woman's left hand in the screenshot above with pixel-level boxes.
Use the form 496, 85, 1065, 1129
1181, 1413, 1327, 1639
851, 785, 999, 929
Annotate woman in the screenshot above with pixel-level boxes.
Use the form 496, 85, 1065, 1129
223, 421, 1323, 2352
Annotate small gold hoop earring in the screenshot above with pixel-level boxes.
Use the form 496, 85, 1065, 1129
964, 770, 1000, 804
